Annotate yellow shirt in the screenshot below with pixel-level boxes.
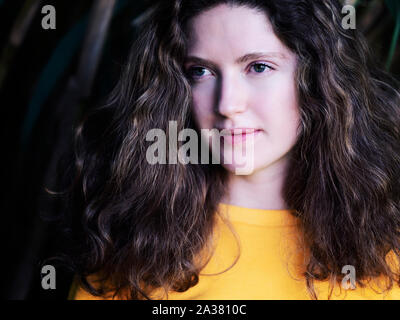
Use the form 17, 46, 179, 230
69, 203, 400, 300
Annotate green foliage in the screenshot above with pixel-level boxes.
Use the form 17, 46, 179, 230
385, 0, 400, 69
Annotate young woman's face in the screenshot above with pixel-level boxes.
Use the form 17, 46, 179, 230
185, 4, 300, 175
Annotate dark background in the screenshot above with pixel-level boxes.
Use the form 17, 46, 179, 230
0, 0, 399, 300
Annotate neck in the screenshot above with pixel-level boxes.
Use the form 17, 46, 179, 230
222, 157, 289, 210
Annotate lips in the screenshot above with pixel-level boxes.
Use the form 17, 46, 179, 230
219, 128, 263, 144
220, 128, 261, 135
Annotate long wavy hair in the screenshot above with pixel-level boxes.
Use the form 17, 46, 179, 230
62, 0, 400, 300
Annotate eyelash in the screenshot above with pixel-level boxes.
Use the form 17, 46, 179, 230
187, 62, 274, 80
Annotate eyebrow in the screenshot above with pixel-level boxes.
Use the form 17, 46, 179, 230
184, 52, 288, 68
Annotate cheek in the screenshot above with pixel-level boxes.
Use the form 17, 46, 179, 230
191, 86, 216, 129
252, 78, 300, 142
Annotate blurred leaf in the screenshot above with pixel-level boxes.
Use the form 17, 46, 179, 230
0, 0, 42, 89
20, 0, 130, 148
20, 17, 89, 148
385, 0, 400, 70
385, 0, 400, 15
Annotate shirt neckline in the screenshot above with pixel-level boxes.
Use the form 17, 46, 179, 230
217, 202, 299, 227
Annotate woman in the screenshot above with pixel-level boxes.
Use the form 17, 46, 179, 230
67, 0, 400, 299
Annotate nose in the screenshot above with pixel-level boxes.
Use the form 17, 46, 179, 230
215, 72, 247, 117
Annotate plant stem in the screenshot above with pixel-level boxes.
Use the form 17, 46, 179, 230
386, 17, 400, 70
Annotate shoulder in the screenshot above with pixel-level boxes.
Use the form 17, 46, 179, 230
68, 274, 118, 300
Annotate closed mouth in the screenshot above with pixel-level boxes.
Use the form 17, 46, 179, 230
219, 128, 263, 144
220, 128, 262, 136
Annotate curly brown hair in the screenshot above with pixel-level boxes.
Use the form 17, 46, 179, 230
64, 0, 400, 300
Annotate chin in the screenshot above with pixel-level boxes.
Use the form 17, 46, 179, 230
221, 153, 285, 176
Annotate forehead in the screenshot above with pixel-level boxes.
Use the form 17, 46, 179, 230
186, 4, 290, 60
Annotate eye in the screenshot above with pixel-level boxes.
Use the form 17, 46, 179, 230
249, 62, 273, 74
187, 66, 212, 80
